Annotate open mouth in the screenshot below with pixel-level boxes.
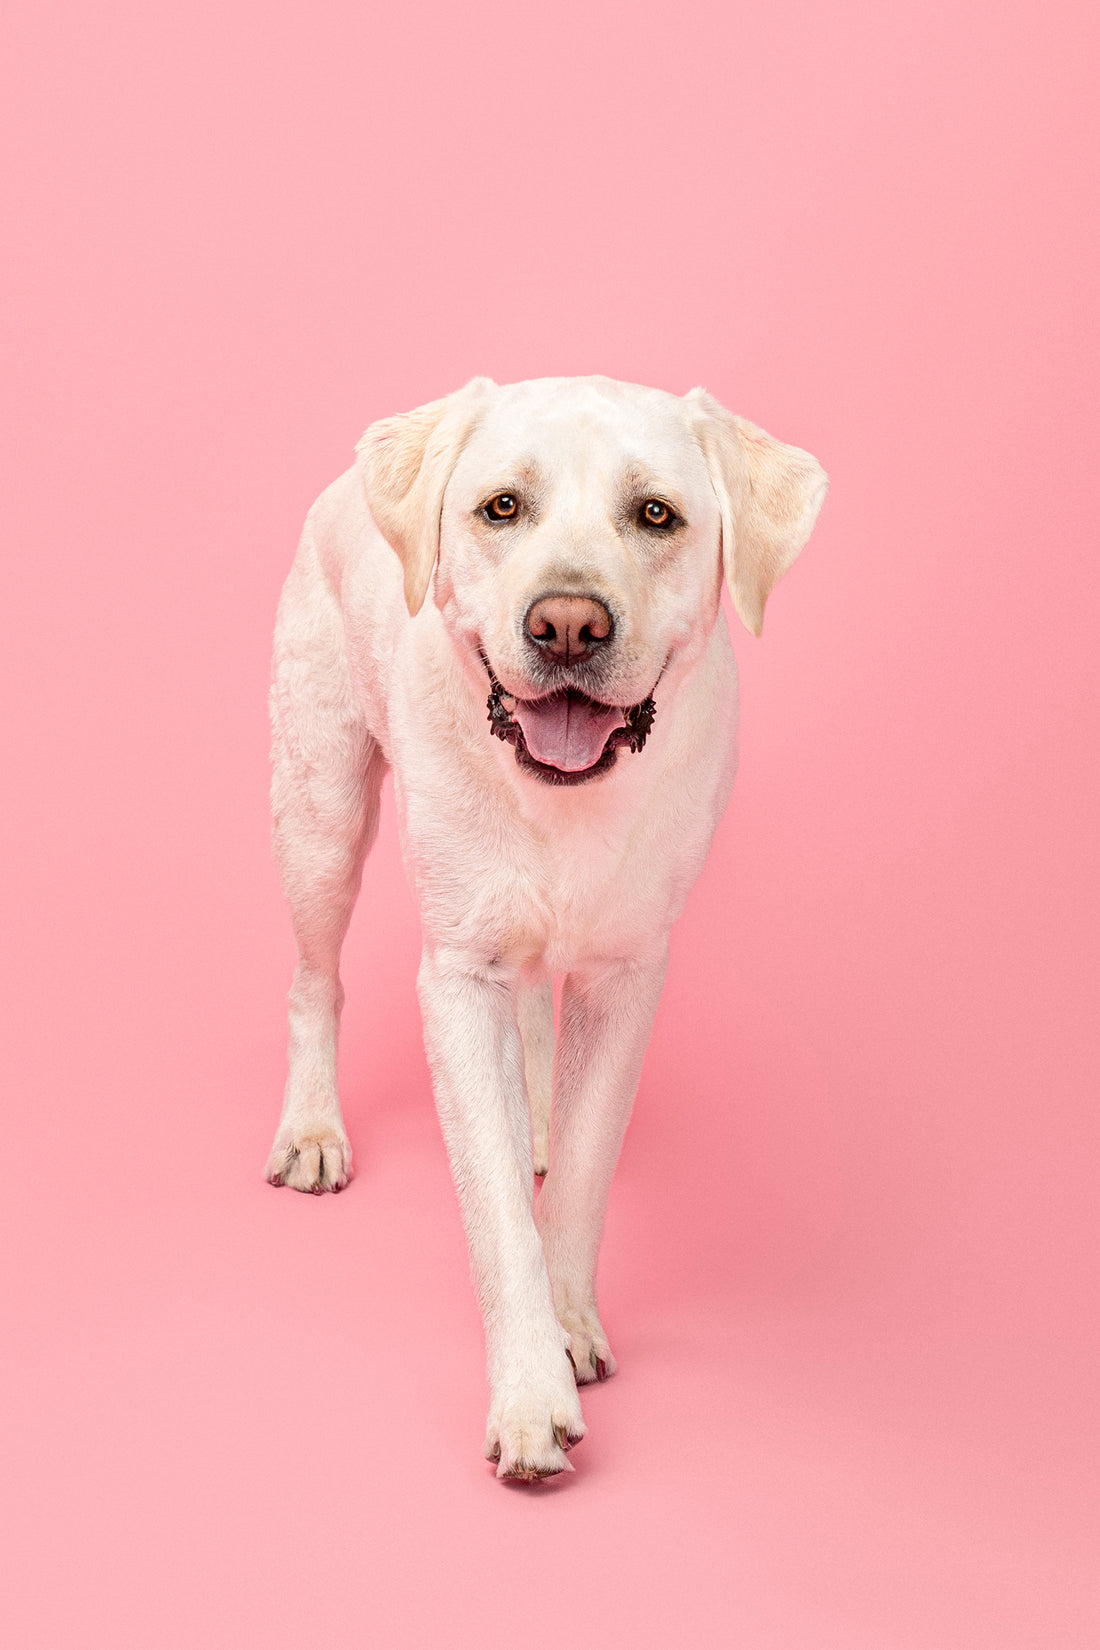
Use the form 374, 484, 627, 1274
482, 656, 657, 787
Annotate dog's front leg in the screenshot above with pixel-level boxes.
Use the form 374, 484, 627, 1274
418, 947, 585, 1480
536, 949, 669, 1383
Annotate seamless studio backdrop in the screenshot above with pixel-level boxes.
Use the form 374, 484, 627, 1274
2, 2, 1097, 1647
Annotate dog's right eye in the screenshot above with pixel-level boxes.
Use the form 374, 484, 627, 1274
483, 494, 518, 522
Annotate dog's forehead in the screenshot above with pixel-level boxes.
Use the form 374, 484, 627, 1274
458, 377, 707, 488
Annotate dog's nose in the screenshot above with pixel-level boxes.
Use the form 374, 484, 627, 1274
525, 595, 613, 663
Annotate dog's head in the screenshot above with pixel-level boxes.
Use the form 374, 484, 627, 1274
359, 376, 826, 785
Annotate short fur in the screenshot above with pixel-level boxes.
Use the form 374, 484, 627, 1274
267, 375, 826, 1480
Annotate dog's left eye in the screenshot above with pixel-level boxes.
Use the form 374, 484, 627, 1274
639, 499, 678, 530
483, 494, 519, 522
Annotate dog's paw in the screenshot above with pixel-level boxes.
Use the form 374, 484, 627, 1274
561, 1307, 617, 1384
265, 1127, 352, 1194
485, 1390, 586, 1482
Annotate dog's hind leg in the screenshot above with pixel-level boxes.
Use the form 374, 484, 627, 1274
266, 527, 386, 1193
537, 949, 668, 1380
517, 979, 555, 1177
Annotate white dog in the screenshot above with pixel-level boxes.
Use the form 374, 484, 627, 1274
266, 375, 826, 1479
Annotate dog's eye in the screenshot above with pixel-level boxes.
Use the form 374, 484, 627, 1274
483, 493, 518, 522
640, 499, 677, 530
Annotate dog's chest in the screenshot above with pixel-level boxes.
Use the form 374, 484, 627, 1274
402, 764, 700, 973
507, 793, 694, 972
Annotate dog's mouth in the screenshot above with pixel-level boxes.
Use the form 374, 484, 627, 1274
481, 655, 657, 787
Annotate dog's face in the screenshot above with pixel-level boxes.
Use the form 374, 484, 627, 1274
438, 379, 726, 782
360, 376, 826, 785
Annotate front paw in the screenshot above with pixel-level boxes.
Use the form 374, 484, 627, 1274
265, 1126, 352, 1193
485, 1380, 586, 1481
561, 1307, 617, 1384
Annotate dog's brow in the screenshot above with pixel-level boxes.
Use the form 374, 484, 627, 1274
477, 456, 544, 499
618, 462, 687, 517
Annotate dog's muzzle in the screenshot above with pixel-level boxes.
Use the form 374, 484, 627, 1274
482, 655, 658, 787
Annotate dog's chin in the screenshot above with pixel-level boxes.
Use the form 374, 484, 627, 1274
513, 741, 621, 787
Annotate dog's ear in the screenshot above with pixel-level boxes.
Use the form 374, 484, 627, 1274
688, 388, 827, 637
357, 377, 495, 615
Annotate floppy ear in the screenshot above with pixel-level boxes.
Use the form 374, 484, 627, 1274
689, 388, 828, 637
357, 377, 495, 615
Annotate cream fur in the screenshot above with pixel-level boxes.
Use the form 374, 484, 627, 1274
267, 374, 826, 1480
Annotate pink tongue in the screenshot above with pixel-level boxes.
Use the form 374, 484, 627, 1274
515, 693, 625, 772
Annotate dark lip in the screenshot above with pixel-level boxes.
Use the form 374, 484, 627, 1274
479, 650, 658, 784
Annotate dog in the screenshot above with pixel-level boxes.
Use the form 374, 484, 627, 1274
266, 375, 826, 1479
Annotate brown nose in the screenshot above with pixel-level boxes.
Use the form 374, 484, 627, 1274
525, 594, 613, 662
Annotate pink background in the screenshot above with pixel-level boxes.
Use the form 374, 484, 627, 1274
3, 2, 1098, 1645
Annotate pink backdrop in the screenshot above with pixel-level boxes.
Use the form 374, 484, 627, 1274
3, 1, 1098, 1645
